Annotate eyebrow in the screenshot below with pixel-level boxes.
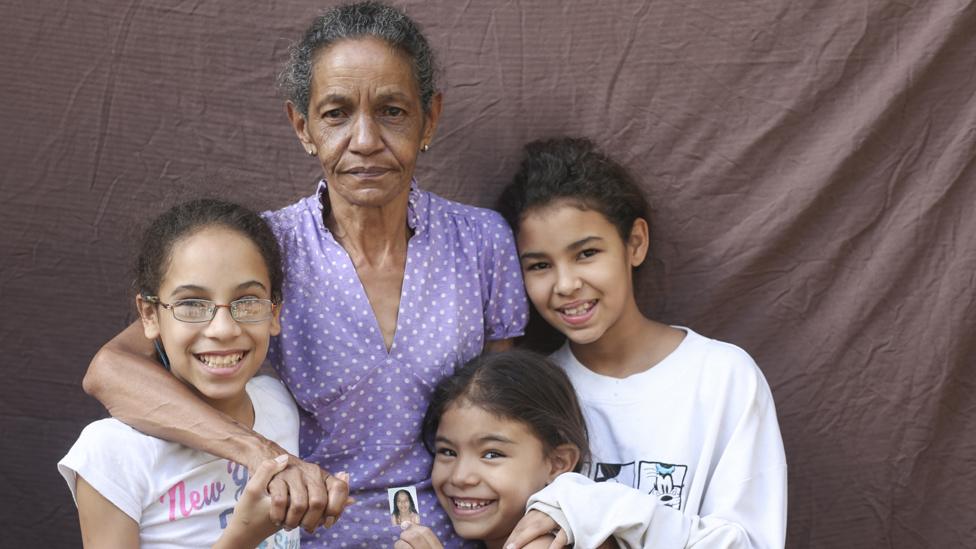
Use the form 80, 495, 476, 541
519, 236, 604, 261
314, 93, 350, 110
433, 434, 516, 445
169, 280, 268, 296
475, 434, 516, 445
313, 90, 412, 111
375, 91, 412, 104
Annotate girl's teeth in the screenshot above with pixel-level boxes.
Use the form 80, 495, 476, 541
197, 353, 244, 368
453, 498, 491, 510
562, 301, 593, 316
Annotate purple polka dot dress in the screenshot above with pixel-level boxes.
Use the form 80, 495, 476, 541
263, 181, 528, 547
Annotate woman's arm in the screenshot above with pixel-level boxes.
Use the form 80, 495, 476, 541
83, 321, 349, 531
83, 321, 274, 462
76, 475, 140, 548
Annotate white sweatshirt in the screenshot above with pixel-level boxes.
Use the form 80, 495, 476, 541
528, 328, 787, 549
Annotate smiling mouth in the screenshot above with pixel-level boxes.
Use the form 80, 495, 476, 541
558, 300, 596, 316
194, 352, 246, 369
451, 497, 494, 511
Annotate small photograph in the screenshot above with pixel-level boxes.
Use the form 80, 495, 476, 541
388, 486, 421, 526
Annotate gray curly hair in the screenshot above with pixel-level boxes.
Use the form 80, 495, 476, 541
278, 1, 439, 117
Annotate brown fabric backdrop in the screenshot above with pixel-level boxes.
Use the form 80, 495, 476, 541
2, 0, 974, 546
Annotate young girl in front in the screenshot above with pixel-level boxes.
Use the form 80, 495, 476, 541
497, 138, 788, 549
395, 350, 620, 549
58, 199, 309, 548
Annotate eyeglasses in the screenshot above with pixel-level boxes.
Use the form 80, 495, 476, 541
143, 296, 276, 323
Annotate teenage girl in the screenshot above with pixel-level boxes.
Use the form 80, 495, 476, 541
58, 199, 333, 548
497, 138, 788, 549
394, 350, 618, 549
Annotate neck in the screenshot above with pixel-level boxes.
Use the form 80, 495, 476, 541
570, 300, 679, 378
325, 190, 411, 266
198, 387, 255, 428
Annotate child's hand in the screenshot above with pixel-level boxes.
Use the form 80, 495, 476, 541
214, 455, 290, 548
394, 521, 444, 549
504, 509, 567, 549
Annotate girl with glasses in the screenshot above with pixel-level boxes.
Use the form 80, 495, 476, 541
58, 199, 347, 548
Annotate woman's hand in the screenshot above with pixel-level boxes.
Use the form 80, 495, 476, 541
213, 455, 290, 548
394, 521, 444, 549
264, 456, 351, 533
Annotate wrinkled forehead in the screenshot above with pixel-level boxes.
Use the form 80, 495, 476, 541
310, 36, 418, 91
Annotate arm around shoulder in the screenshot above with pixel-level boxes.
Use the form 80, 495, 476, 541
83, 320, 284, 469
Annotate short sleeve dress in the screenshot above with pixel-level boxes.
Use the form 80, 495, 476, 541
263, 181, 529, 548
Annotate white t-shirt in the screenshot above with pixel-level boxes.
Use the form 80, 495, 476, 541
58, 376, 301, 549
530, 327, 787, 548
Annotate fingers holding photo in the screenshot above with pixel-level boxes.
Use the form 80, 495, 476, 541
395, 522, 444, 549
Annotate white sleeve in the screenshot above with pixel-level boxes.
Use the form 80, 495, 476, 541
57, 420, 154, 523
527, 371, 787, 549
528, 473, 693, 548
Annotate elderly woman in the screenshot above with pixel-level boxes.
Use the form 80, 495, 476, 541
83, 2, 527, 547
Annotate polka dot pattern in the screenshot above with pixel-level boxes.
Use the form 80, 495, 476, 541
262, 181, 528, 547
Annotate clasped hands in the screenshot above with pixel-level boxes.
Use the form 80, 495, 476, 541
239, 453, 352, 535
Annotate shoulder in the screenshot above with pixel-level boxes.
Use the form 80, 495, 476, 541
58, 419, 162, 514
680, 328, 773, 404
261, 191, 318, 235
424, 190, 514, 241
248, 375, 299, 453
62, 419, 168, 470
72, 418, 159, 450
248, 375, 299, 422
681, 328, 759, 373
248, 375, 297, 410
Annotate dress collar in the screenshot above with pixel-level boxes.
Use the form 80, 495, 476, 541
315, 178, 428, 234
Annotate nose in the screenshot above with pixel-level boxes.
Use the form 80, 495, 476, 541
553, 266, 582, 296
348, 112, 383, 155
203, 305, 242, 339
449, 456, 479, 487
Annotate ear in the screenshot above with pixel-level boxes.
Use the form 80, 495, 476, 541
136, 295, 161, 340
546, 444, 581, 482
627, 217, 650, 268
285, 101, 315, 155
269, 302, 282, 337
420, 92, 443, 150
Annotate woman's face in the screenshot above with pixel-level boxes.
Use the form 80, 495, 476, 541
290, 37, 441, 211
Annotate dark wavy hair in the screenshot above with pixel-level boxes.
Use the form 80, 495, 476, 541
391, 489, 418, 518
279, 1, 439, 117
497, 136, 650, 242
421, 350, 589, 472
134, 198, 283, 303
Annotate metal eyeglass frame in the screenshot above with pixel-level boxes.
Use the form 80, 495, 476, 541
142, 295, 276, 323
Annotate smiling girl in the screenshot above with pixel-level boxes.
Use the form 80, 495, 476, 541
394, 350, 612, 549
497, 138, 788, 548
58, 199, 317, 548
